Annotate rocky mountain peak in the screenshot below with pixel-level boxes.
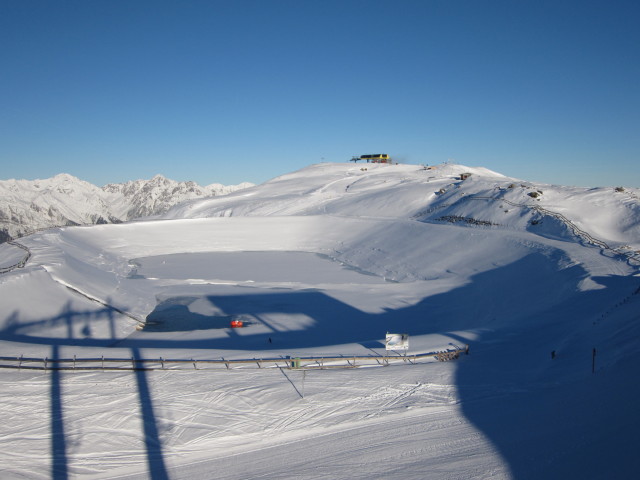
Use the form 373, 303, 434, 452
0, 174, 253, 241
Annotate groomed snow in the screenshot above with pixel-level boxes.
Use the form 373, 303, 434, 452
1, 163, 639, 479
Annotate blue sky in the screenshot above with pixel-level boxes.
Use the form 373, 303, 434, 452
1, 0, 639, 187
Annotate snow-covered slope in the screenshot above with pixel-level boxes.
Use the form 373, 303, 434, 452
165, 162, 640, 252
0, 162, 639, 479
0, 173, 253, 241
102, 174, 253, 220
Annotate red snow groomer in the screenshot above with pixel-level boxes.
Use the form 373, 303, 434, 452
230, 319, 244, 328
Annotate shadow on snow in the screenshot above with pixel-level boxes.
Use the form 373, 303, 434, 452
2, 252, 640, 478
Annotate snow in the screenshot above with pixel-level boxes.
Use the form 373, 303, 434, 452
1, 162, 639, 479
0, 242, 27, 269
0, 173, 254, 240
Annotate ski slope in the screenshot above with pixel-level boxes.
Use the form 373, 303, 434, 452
1, 162, 639, 479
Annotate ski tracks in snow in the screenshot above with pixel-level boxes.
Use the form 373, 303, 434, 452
134, 368, 493, 479
0, 359, 503, 479
158, 401, 504, 480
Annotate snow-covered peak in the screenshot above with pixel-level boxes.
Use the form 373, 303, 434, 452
162, 162, 517, 220
162, 162, 640, 252
0, 174, 254, 241
50, 172, 83, 182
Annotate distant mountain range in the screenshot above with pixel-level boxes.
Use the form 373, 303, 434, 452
0, 173, 254, 242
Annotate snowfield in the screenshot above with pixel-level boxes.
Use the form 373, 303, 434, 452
1, 162, 639, 479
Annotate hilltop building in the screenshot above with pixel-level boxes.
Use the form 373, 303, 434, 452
350, 154, 392, 164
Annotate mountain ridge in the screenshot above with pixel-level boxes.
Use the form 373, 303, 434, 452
0, 173, 254, 242
162, 162, 640, 255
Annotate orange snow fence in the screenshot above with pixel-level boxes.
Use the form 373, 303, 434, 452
230, 320, 244, 328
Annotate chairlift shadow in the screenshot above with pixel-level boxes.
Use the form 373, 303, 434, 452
2, 252, 639, 478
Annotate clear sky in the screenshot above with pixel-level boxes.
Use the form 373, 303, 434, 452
1, 0, 639, 187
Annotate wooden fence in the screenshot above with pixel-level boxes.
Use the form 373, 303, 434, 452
0, 348, 466, 372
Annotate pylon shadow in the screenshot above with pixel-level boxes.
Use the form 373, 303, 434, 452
2, 251, 639, 477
